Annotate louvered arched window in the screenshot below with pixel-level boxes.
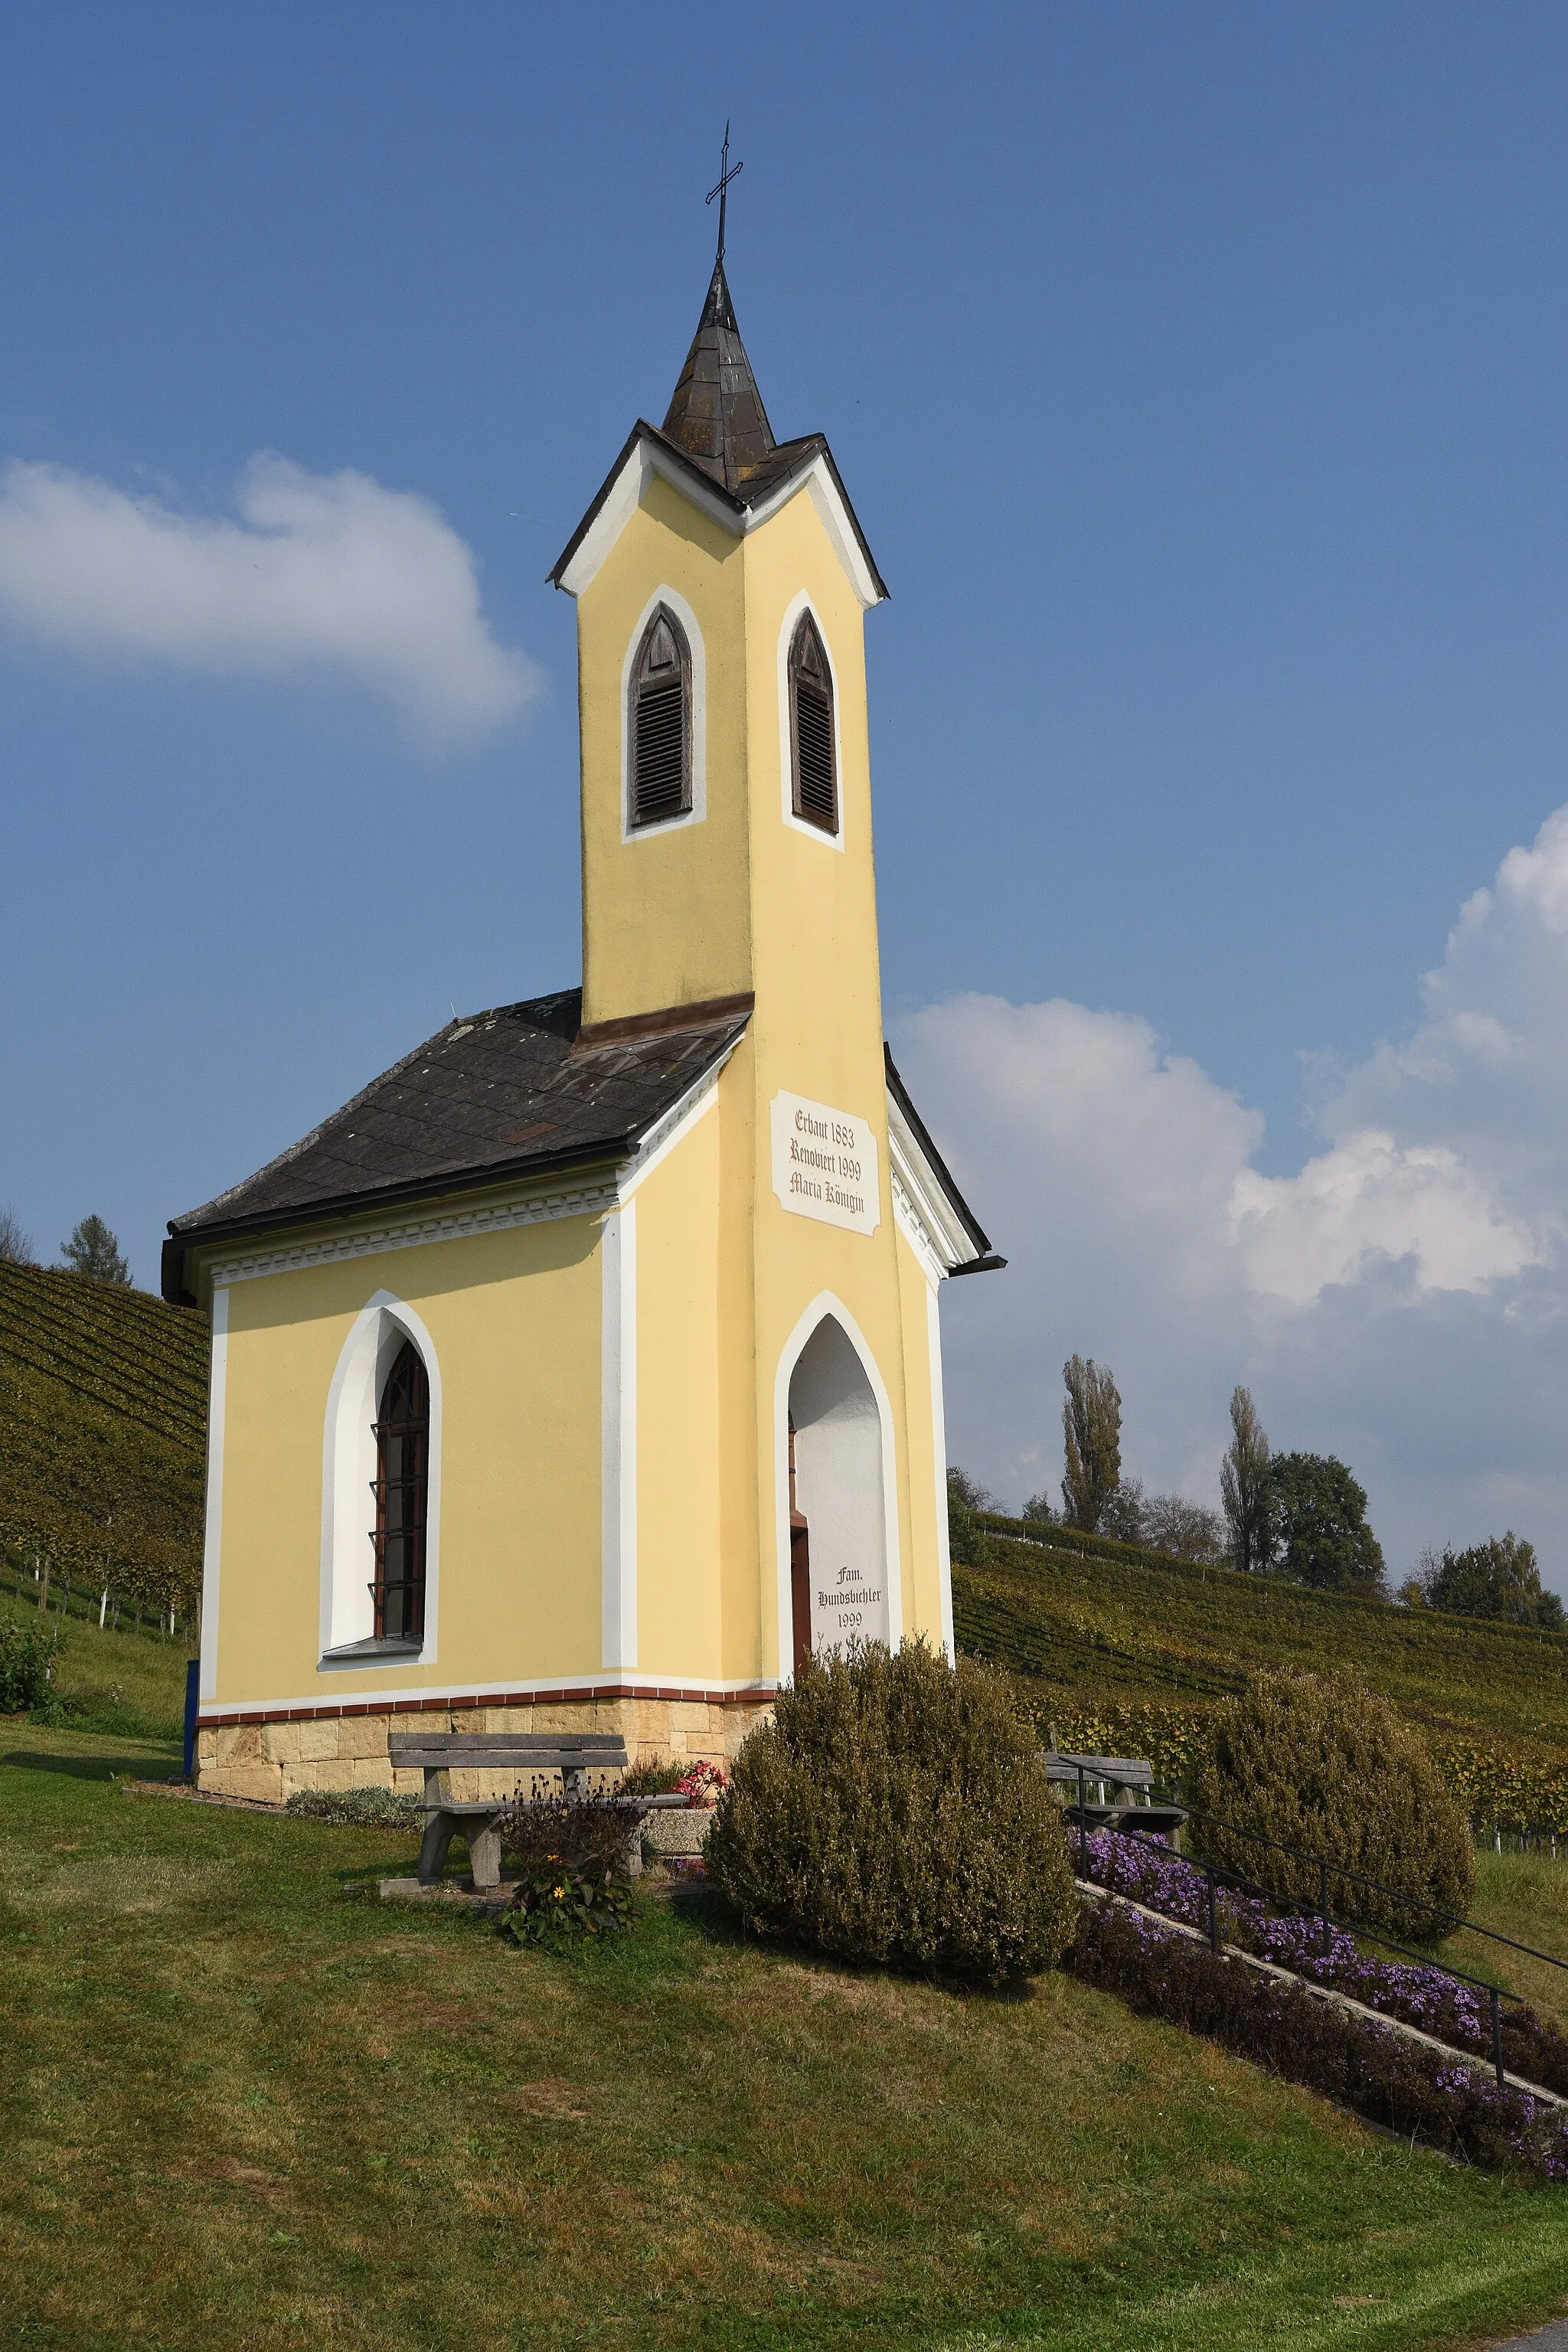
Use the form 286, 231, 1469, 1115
629, 606, 692, 828
370, 1340, 429, 1642
789, 612, 838, 835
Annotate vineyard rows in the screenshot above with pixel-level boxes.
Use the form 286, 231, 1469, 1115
954, 1518, 1568, 1833
0, 1264, 207, 1610
0, 1262, 206, 1449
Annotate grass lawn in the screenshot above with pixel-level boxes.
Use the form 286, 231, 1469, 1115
1455, 1851, 1568, 2034
3, 1730, 1568, 2351
2, 1586, 187, 1738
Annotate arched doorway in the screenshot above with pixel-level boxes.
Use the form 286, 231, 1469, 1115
786, 1314, 890, 1663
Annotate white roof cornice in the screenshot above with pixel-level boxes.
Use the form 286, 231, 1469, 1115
553, 426, 885, 610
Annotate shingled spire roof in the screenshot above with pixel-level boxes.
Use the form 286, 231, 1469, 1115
660, 255, 778, 492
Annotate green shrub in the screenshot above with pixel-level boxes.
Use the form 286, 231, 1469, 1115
283, 1787, 424, 1828
501, 1857, 637, 1951
704, 1640, 1076, 1984
1187, 1668, 1475, 1941
619, 1756, 686, 1795
0, 1620, 57, 1713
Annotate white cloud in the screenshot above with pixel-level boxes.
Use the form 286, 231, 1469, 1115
1230, 1134, 1537, 1305
893, 802, 1568, 1585
0, 454, 537, 742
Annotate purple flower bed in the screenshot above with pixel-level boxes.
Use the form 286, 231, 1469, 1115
1070, 1896, 1568, 2181
1080, 1827, 1568, 2098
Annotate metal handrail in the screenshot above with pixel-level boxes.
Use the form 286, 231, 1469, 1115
1093, 1811, 1524, 2087
1057, 1754, 1568, 2089
1054, 1750, 1568, 1979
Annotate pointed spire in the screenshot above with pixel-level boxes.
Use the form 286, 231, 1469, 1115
662, 128, 775, 492
661, 255, 777, 492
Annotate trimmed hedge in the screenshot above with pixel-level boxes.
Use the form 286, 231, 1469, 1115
1186, 1668, 1475, 1941
706, 1641, 1076, 1984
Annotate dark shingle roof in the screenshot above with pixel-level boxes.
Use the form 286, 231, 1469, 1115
547, 257, 888, 603
661, 256, 778, 492
165, 989, 750, 1263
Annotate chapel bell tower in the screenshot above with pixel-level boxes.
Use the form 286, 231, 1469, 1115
549, 200, 890, 1097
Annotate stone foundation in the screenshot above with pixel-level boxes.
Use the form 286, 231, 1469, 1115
194, 1693, 773, 1805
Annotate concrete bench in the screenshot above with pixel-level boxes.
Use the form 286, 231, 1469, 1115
387, 1731, 630, 1890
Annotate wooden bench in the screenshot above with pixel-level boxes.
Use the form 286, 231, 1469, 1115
387, 1731, 630, 1890
1043, 1749, 1187, 1840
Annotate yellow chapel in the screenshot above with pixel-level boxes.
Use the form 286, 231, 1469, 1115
163, 230, 1002, 1803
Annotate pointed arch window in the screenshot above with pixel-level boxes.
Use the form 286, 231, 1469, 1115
629, 605, 692, 828
789, 612, 838, 835
370, 1341, 429, 1643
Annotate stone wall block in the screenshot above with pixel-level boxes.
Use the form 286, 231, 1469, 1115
336, 1717, 392, 1761
214, 1723, 263, 1769
202, 1761, 283, 1803
264, 1721, 339, 1766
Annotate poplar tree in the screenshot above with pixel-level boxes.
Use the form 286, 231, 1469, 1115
1060, 1356, 1121, 1532
1220, 1385, 1273, 1573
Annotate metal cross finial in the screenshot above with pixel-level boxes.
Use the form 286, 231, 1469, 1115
705, 122, 743, 266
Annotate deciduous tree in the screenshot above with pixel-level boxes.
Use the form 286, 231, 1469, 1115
1265, 1452, 1384, 1594
60, 1215, 132, 1286
0, 1207, 34, 1264
1419, 1534, 1565, 1630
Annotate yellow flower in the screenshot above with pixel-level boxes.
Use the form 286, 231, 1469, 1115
552, 1886, 564, 1900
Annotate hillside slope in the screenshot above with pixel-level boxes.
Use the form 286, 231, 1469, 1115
955, 1514, 1568, 1834
0, 1260, 206, 1607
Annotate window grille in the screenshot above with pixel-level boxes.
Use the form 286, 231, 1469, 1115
789, 612, 838, 835
630, 606, 692, 828
369, 1340, 428, 1642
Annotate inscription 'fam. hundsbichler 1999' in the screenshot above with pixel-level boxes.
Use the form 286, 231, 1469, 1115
162, 149, 1004, 1805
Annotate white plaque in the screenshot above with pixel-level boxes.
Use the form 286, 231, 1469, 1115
771, 1091, 880, 1236
812, 1559, 890, 1653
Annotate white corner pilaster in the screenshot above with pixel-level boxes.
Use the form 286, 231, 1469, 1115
600, 1197, 638, 1670
926, 1279, 956, 1664
198, 1286, 229, 1703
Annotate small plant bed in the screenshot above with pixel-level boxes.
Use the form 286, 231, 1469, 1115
498, 1790, 645, 1951
1070, 1892, 1568, 2180
1080, 1828, 1568, 2100
285, 1787, 426, 1828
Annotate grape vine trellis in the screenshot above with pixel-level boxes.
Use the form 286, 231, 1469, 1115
956, 1517, 1568, 1841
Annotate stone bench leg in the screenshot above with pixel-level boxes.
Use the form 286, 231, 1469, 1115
468, 1815, 504, 1891
417, 1810, 458, 1886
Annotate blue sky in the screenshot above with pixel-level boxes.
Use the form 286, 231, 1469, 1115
5, 4, 1568, 1580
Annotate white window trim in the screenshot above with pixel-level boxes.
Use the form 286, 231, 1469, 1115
776, 590, 846, 852
622, 584, 707, 841
318, 1290, 443, 1670
772, 1291, 903, 1681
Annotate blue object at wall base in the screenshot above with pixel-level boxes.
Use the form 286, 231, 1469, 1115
183, 1658, 200, 1781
